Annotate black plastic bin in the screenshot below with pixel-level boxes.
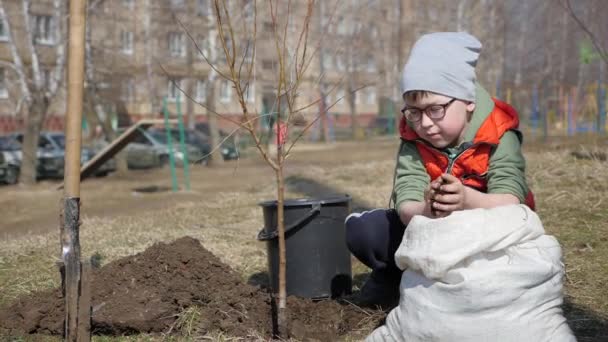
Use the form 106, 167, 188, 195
257, 195, 352, 299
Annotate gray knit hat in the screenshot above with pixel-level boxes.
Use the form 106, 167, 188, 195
400, 32, 482, 102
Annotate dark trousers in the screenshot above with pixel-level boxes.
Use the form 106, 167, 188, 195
345, 208, 406, 282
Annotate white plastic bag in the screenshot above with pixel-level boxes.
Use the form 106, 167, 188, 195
367, 205, 575, 342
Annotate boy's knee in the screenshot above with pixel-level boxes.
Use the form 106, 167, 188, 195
345, 213, 366, 251
345, 210, 381, 252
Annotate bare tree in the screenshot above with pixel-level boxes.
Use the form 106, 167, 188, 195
173, 0, 225, 166
560, 0, 608, 66
83, 0, 131, 175
0, 0, 67, 185
184, 0, 336, 335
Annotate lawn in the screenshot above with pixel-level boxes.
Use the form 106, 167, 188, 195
0, 136, 606, 341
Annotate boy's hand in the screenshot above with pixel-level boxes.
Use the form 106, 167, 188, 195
425, 177, 450, 218
431, 174, 466, 213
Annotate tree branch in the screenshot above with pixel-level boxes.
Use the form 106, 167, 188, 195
0, 0, 31, 103
560, 0, 608, 65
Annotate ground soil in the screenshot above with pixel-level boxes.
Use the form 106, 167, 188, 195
0, 236, 384, 340
0, 140, 396, 239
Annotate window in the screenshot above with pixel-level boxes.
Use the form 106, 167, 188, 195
369, 24, 378, 38
366, 87, 376, 104
34, 15, 55, 45
121, 78, 135, 101
336, 87, 345, 104
244, 81, 255, 103
0, 68, 7, 99
366, 54, 376, 72
241, 39, 254, 60
325, 92, 332, 105
167, 78, 183, 102
336, 54, 345, 71
217, 34, 232, 63
168, 32, 186, 57
120, 30, 133, 55
170, 0, 185, 8
244, 0, 254, 21
38, 136, 53, 149
322, 54, 332, 69
320, 1, 330, 33
195, 80, 206, 101
196, 35, 207, 59
262, 59, 276, 70
263, 21, 274, 33
336, 17, 348, 35
122, 0, 134, 10
354, 90, 360, 105
223, 35, 232, 58
219, 80, 232, 103
197, 0, 211, 16
40, 69, 51, 89
0, 17, 8, 41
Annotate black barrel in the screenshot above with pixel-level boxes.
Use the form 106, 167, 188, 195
257, 195, 352, 299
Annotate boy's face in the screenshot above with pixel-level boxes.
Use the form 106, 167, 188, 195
403, 92, 475, 148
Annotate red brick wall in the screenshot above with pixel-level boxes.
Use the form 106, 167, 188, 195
0, 112, 380, 134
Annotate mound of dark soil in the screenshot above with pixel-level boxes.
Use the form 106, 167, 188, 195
0, 237, 382, 340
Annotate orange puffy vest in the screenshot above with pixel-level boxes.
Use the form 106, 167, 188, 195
399, 98, 536, 210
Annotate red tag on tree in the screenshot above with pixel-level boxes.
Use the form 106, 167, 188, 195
274, 122, 288, 146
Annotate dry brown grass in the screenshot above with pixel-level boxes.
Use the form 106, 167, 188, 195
1, 136, 606, 341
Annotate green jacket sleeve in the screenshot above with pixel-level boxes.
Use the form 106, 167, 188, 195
391, 140, 430, 210
487, 130, 529, 202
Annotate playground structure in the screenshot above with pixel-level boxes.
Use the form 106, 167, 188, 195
498, 82, 608, 138
63, 94, 193, 191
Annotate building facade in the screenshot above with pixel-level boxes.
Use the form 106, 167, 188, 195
0, 0, 404, 134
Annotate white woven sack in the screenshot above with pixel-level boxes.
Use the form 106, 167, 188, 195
367, 205, 575, 342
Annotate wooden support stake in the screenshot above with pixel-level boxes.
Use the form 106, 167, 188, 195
62, 0, 89, 340
62, 197, 82, 341
78, 261, 92, 341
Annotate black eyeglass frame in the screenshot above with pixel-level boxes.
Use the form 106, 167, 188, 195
401, 98, 457, 122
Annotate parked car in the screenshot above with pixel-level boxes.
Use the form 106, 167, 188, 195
0, 150, 19, 185
120, 127, 201, 169
193, 123, 240, 161
156, 128, 239, 163
0, 136, 21, 184
9, 132, 116, 179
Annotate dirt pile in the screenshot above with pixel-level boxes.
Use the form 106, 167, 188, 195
0, 237, 382, 339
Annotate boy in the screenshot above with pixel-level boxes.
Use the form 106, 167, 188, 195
346, 32, 535, 307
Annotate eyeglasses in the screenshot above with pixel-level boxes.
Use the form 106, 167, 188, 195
401, 98, 457, 122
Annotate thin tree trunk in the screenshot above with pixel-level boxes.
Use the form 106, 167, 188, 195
275, 76, 286, 336
348, 76, 358, 139
92, 101, 129, 175
317, 1, 329, 142
275, 151, 286, 336
559, 7, 569, 83
514, 1, 529, 88
20, 98, 46, 185
205, 76, 224, 166
186, 27, 195, 130
144, 0, 160, 115
456, 0, 469, 31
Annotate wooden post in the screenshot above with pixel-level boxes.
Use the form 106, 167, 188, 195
62, 0, 90, 340
77, 261, 92, 339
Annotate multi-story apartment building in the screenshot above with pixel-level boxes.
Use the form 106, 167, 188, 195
0, 0, 403, 135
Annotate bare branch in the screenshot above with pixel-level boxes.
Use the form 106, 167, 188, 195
0, 0, 31, 103
48, 0, 67, 98
285, 90, 347, 157
193, 111, 276, 164
21, 0, 42, 91
175, 15, 231, 81
157, 62, 243, 128
561, 0, 608, 65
